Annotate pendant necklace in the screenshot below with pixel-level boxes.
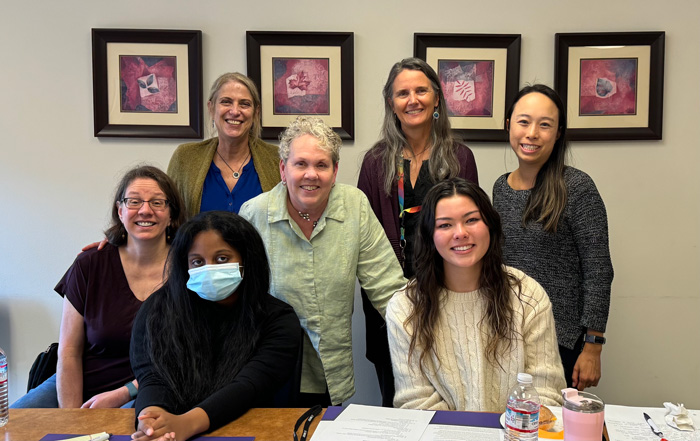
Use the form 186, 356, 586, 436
297, 211, 319, 228
217, 147, 250, 180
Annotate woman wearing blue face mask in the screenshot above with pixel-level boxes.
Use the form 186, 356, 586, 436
129, 211, 301, 441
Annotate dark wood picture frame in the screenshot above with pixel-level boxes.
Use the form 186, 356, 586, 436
555, 31, 665, 141
246, 31, 354, 140
92, 28, 203, 138
414, 33, 521, 142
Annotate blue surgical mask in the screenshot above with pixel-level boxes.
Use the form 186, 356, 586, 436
186, 263, 243, 302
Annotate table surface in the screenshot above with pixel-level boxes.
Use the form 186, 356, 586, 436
1, 408, 321, 441
1, 407, 610, 441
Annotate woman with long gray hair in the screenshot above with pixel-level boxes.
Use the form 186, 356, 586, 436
357, 57, 478, 406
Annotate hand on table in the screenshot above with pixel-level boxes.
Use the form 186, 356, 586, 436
572, 343, 602, 390
132, 407, 208, 441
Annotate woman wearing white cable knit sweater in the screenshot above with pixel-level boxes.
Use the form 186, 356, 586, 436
387, 178, 565, 411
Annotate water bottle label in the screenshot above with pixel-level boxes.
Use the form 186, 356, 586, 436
505, 404, 539, 432
0, 363, 6, 383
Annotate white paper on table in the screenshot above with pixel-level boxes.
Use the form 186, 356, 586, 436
420, 423, 502, 441
311, 404, 435, 441
604, 404, 700, 441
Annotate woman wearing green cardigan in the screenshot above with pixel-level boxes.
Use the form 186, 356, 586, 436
168, 73, 280, 217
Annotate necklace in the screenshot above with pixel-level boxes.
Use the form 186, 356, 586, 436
297, 211, 319, 228
216, 147, 250, 179
402, 144, 430, 161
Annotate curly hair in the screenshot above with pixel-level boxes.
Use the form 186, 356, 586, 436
278, 116, 342, 164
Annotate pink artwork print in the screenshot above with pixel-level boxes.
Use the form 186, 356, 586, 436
272, 58, 330, 115
438, 60, 494, 117
119, 56, 177, 113
579, 58, 637, 116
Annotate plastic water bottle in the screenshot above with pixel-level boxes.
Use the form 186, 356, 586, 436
504, 372, 540, 441
0, 346, 8, 427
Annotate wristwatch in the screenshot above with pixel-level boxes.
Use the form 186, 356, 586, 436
583, 334, 606, 345
124, 381, 138, 399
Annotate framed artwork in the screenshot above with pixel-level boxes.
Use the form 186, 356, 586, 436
246, 31, 354, 140
92, 28, 203, 138
414, 33, 521, 142
554, 31, 665, 141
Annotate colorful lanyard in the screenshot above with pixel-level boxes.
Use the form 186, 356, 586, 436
397, 159, 421, 264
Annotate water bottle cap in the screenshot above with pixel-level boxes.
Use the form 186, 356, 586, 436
517, 372, 533, 383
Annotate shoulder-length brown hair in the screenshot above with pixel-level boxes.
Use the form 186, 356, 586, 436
105, 165, 186, 246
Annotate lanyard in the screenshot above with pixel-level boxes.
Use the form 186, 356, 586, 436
397, 159, 421, 265
293, 405, 323, 441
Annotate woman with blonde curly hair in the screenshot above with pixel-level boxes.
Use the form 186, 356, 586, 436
240, 116, 406, 406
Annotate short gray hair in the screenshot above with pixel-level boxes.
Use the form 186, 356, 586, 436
278, 116, 341, 163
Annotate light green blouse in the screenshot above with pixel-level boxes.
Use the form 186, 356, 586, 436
240, 182, 406, 404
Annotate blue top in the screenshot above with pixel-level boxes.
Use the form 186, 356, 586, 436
200, 160, 263, 213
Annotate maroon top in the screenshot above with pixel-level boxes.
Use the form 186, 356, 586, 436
357, 141, 479, 364
358, 141, 479, 268
55, 244, 143, 401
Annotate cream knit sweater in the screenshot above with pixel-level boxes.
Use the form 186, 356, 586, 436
387, 266, 565, 412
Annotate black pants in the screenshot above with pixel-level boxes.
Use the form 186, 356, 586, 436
361, 289, 395, 407
558, 334, 585, 388
297, 390, 333, 408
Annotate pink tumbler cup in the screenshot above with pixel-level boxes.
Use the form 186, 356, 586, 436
562, 388, 605, 441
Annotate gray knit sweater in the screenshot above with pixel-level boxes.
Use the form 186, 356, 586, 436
492, 167, 613, 349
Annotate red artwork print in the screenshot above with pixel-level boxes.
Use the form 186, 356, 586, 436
438, 59, 494, 117
272, 58, 330, 115
119, 56, 178, 113
288, 71, 311, 91
579, 58, 637, 116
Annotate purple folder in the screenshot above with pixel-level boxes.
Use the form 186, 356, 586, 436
321, 405, 502, 429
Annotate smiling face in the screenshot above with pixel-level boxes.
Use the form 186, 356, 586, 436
208, 80, 256, 144
507, 92, 561, 170
389, 69, 439, 133
433, 194, 490, 289
280, 134, 338, 215
118, 178, 171, 244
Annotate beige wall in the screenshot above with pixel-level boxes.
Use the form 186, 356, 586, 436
1, 0, 698, 407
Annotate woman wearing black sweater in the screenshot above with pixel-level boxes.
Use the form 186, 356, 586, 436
130, 211, 300, 441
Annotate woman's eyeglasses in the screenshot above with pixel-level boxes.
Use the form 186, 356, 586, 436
120, 198, 169, 211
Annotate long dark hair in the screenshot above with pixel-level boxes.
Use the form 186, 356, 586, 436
506, 84, 569, 232
142, 211, 269, 408
367, 57, 459, 196
408, 178, 521, 369
105, 165, 186, 246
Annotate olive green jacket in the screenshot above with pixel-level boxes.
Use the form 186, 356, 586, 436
167, 137, 280, 217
